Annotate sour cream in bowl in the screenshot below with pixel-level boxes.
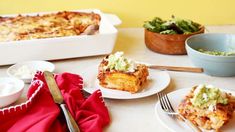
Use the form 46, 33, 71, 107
0, 77, 24, 108
7, 60, 55, 83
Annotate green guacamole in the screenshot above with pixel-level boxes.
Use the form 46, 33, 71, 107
191, 85, 228, 108
197, 49, 234, 56
104, 52, 136, 72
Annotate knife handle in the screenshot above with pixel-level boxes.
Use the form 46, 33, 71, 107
60, 104, 80, 132
148, 65, 203, 73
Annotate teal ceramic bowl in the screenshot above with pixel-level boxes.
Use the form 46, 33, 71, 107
186, 33, 235, 77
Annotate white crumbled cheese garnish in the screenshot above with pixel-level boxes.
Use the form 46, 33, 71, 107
208, 104, 215, 112
114, 51, 123, 58
193, 84, 204, 95
202, 93, 208, 101
127, 59, 137, 72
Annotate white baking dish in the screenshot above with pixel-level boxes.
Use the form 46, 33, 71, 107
0, 9, 121, 66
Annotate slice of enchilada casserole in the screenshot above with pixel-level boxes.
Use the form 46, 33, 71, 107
178, 85, 235, 131
97, 52, 149, 93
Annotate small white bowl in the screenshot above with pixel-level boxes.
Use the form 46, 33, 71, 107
0, 77, 24, 108
7, 60, 55, 83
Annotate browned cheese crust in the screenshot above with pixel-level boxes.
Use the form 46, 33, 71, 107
97, 59, 149, 93
0, 11, 101, 42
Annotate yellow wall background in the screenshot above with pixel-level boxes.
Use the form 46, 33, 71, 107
0, 0, 235, 27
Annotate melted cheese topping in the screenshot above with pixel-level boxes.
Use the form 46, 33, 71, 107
0, 11, 101, 42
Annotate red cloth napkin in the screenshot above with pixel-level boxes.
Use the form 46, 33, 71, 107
0, 72, 110, 132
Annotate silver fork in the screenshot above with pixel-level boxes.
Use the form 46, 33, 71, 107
157, 92, 202, 132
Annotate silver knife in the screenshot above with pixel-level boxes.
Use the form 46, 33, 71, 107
44, 71, 80, 132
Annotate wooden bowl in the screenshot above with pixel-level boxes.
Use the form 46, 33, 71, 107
144, 26, 205, 55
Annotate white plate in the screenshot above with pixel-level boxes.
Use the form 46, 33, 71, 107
155, 88, 235, 132
82, 65, 170, 99
7, 60, 55, 83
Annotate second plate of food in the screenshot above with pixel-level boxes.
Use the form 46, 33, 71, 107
155, 87, 235, 132
81, 65, 170, 99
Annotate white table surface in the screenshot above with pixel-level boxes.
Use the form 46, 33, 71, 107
1, 26, 235, 132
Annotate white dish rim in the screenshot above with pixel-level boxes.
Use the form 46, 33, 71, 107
7, 60, 55, 83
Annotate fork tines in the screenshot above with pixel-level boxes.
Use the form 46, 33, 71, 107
157, 92, 175, 115
157, 92, 202, 132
